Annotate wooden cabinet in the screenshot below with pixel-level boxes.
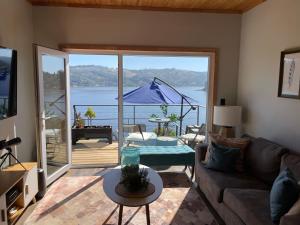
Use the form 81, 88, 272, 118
4, 163, 38, 208
0, 171, 24, 225
0, 163, 38, 225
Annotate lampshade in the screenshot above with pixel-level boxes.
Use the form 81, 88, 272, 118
213, 106, 242, 127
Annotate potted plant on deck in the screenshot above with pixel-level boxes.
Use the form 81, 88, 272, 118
72, 107, 112, 145
84, 107, 96, 126
74, 112, 85, 128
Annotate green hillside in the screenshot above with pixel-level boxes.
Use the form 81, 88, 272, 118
70, 65, 207, 87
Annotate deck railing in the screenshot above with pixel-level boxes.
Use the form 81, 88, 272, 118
72, 104, 206, 134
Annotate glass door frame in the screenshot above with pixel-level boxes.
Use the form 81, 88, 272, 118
64, 47, 217, 165
36, 46, 72, 186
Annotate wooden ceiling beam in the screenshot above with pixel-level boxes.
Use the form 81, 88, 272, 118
28, 0, 265, 14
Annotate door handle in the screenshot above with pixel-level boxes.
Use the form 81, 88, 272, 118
41, 115, 59, 120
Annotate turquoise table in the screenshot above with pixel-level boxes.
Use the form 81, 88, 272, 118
122, 145, 195, 179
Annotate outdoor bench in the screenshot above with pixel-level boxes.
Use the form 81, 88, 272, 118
122, 145, 195, 179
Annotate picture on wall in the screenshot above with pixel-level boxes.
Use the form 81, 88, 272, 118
278, 49, 300, 99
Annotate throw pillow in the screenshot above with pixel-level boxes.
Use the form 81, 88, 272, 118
205, 142, 240, 173
204, 133, 250, 172
270, 168, 300, 224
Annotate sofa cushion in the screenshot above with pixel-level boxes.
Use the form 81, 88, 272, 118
245, 137, 288, 185
223, 188, 273, 225
270, 168, 300, 223
205, 142, 241, 173
281, 153, 300, 181
205, 133, 250, 172
197, 162, 269, 202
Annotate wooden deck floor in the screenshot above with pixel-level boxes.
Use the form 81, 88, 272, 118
72, 139, 119, 166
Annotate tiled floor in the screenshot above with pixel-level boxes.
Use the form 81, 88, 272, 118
17, 167, 221, 225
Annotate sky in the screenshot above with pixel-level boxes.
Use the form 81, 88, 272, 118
42, 55, 65, 74
69, 54, 208, 72
43, 54, 209, 73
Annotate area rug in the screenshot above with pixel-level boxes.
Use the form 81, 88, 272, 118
24, 171, 218, 225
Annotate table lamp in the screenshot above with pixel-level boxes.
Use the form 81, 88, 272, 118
213, 106, 242, 138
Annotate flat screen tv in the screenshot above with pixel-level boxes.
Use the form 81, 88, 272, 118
0, 47, 17, 120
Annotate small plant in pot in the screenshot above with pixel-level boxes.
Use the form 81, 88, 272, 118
120, 165, 149, 192
160, 104, 168, 118
167, 113, 178, 123
84, 107, 96, 126
150, 114, 159, 119
75, 112, 85, 128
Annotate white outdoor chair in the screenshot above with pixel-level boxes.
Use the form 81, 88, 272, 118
180, 123, 206, 148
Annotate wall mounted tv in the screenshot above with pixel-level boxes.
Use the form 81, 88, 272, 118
0, 47, 17, 120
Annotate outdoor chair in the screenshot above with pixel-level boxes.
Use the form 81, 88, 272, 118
124, 124, 158, 146
123, 124, 146, 133
45, 117, 62, 159
180, 123, 206, 149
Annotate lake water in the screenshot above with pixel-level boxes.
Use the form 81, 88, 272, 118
70, 86, 207, 133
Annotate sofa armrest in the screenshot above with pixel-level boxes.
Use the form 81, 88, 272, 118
195, 143, 208, 162
280, 198, 300, 225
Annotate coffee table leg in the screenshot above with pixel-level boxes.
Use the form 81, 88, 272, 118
145, 204, 150, 225
118, 204, 123, 225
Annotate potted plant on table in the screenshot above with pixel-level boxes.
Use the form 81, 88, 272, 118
167, 113, 178, 123
120, 165, 149, 192
160, 104, 168, 118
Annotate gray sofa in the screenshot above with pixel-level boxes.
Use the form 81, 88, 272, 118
195, 136, 300, 225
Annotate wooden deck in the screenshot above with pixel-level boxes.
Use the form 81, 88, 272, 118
72, 139, 119, 166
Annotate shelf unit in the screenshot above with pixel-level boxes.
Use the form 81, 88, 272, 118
0, 171, 24, 225
0, 163, 38, 225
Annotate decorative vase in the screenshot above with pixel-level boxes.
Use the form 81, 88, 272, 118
121, 147, 140, 167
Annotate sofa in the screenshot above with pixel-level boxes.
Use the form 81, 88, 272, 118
195, 136, 300, 225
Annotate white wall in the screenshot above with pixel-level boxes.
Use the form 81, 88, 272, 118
0, 0, 36, 162
238, 0, 300, 152
33, 7, 241, 105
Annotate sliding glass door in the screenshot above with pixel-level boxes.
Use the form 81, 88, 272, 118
69, 54, 119, 167
35, 47, 214, 175
36, 46, 71, 185
121, 54, 209, 150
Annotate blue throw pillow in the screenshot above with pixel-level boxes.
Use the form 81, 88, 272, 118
205, 142, 240, 173
270, 168, 300, 224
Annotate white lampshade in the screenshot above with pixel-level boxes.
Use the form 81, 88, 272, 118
213, 106, 242, 127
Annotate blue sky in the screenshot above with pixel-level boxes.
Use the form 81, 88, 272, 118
43, 54, 209, 73
43, 55, 65, 74
69, 54, 208, 72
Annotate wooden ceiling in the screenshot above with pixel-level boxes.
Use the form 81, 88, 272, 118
28, 0, 265, 14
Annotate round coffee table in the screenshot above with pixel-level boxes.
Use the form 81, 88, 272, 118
103, 165, 163, 225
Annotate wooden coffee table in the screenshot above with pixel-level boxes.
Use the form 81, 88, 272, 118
103, 165, 163, 225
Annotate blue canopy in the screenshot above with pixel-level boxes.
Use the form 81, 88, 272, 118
122, 81, 197, 104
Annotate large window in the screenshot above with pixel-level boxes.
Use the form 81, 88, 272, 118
66, 47, 216, 166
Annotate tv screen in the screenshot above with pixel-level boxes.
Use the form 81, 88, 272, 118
0, 47, 17, 119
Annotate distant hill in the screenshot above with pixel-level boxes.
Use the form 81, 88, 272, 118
70, 65, 207, 87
